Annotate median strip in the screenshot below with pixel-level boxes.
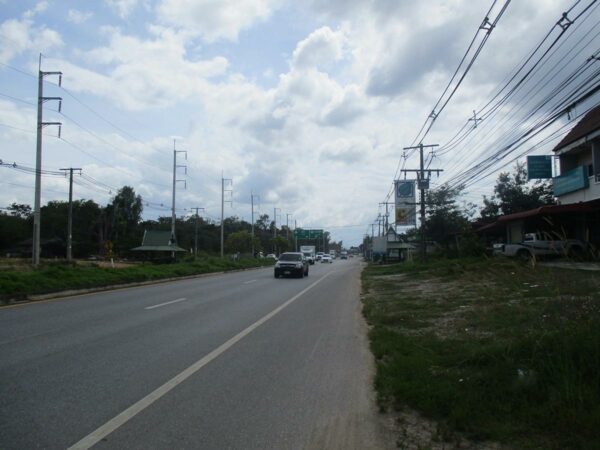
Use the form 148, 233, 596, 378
144, 298, 187, 310
68, 271, 335, 450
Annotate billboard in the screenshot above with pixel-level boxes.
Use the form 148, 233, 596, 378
395, 180, 416, 226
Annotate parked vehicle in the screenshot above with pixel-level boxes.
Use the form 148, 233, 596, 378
495, 233, 586, 260
300, 245, 316, 265
274, 252, 309, 278
321, 254, 333, 263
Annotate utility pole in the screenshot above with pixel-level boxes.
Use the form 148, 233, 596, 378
60, 167, 81, 262
286, 213, 292, 240
294, 219, 297, 251
171, 140, 187, 258
251, 192, 259, 257
220, 175, 233, 257
190, 207, 205, 257
273, 207, 280, 254
33, 55, 62, 266
379, 202, 393, 231
402, 143, 442, 262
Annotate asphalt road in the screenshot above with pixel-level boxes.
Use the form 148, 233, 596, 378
0, 258, 392, 449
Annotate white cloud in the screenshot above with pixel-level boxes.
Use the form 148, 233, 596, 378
156, 0, 281, 42
64, 27, 228, 110
67, 9, 93, 24
0, 17, 62, 64
23, 1, 49, 19
319, 137, 371, 165
292, 26, 346, 71
105, 0, 139, 19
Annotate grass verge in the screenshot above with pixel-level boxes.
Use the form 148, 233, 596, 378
0, 257, 274, 303
361, 257, 600, 449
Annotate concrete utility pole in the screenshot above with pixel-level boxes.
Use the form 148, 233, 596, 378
33, 55, 62, 265
220, 175, 232, 258
286, 213, 292, 240
190, 207, 205, 257
251, 192, 259, 257
171, 140, 187, 258
60, 167, 81, 261
379, 202, 393, 231
273, 207, 280, 253
294, 219, 297, 251
402, 143, 442, 262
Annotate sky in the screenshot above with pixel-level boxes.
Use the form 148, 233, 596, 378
1, 0, 599, 247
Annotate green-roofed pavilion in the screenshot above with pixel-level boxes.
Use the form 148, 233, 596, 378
132, 230, 187, 252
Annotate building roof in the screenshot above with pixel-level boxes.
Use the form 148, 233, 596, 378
553, 103, 600, 153
131, 230, 187, 252
477, 203, 599, 231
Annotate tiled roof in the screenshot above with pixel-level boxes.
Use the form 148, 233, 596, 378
132, 230, 186, 252
553, 103, 600, 152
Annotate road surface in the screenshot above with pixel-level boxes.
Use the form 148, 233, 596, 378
0, 258, 392, 449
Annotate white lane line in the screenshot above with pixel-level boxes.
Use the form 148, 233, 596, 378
68, 271, 335, 450
144, 298, 187, 310
243, 279, 257, 284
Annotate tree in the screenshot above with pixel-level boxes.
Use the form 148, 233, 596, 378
225, 230, 260, 254
102, 186, 143, 254
424, 185, 474, 253
8, 203, 32, 218
480, 162, 554, 220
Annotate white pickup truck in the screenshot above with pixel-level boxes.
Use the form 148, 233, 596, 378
494, 233, 586, 259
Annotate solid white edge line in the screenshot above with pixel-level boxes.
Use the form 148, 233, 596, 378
144, 298, 187, 310
68, 271, 335, 450
243, 279, 257, 284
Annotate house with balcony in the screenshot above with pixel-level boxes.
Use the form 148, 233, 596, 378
478, 105, 600, 251
551, 104, 600, 246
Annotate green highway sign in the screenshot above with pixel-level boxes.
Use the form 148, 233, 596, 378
294, 229, 324, 239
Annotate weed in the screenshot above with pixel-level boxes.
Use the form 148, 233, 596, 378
362, 257, 600, 449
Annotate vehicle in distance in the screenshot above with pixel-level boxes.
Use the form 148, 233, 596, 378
300, 245, 316, 265
321, 254, 332, 263
316, 252, 324, 261
274, 252, 309, 278
340, 251, 348, 259
265, 253, 277, 260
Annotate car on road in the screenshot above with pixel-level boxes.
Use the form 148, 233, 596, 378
265, 253, 277, 260
274, 252, 309, 278
316, 252, 324, 261
321, 254, 332, 263
340, 251, 348, 259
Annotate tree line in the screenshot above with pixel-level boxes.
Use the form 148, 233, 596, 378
0, 185, 340, 259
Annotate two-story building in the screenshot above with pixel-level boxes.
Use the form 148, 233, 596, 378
478, 105, 600, 251
552, 104, 600, 246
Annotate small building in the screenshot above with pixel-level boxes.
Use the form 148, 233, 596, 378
132, 230, 187, 259
371, 227, 417, 262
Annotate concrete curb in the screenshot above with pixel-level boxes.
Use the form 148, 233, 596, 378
3, 265, 271, 306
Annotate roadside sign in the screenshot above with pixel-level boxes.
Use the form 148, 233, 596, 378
527, 155, 552, 179
294, 229, 323, 239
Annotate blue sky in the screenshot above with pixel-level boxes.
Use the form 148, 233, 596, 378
1, 0, 599, 247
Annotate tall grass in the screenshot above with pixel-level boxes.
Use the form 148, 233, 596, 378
0, 257, 274, 302
362, 258, 600, 449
